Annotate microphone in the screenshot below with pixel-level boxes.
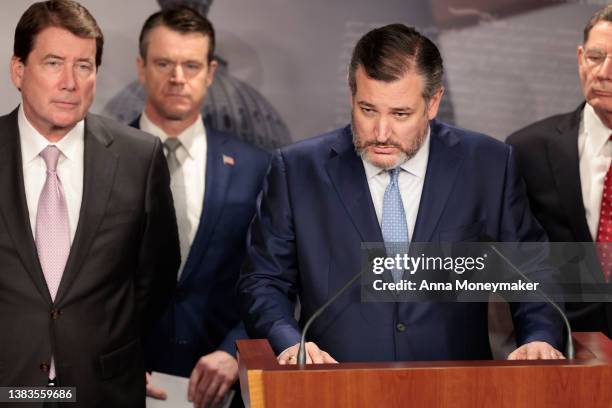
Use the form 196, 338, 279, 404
296, 241, 447, 363
297, 271, 363, 364
479, 235, 574, 359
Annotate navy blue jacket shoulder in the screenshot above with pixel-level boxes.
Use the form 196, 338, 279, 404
130, 116, 271, 376
239, 120, 564, 362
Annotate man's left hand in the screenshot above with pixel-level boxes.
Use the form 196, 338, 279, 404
188, 350, 238, 408
507, 341, 565, 360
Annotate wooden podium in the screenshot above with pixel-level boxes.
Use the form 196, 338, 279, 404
237, 332, 611, 408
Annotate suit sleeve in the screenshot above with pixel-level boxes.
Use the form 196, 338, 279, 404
217, 322, 248, 357
500, 146, 565, 350
135, 138, 180, 332
217, 150, 272, 357
238, 150, 302, 354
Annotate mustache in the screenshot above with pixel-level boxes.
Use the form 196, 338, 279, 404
356, 140, 403, 149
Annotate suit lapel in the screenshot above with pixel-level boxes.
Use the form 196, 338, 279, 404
547, 105, 592, 242
180, 127, 233, 283
326, 126, 383, 244
0, 109, 53, 303
55, 114, 118, 304
412, 120, 463, 242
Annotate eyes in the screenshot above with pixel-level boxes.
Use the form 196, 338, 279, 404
360, 106, 410, 119
583, 48, 610, 68
153, 59, 205, 78
43, 58, 94, 76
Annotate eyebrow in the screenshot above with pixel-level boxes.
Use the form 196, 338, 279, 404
390, 107, 413, 113
357, 101, 375, 109
152, 57, 204, 63
76, 57, 94, 64
357, 101, 414, 112
42, 54, 64, 60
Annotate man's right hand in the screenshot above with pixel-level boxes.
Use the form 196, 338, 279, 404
277, 342, 338, 365
146, 372, 168, 400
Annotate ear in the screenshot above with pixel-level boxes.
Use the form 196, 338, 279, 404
577, 45, 585, 69
205, 59, 218, 88
427, 87, 445, 120
10, 56, 24, 91
137, 57, 146, 85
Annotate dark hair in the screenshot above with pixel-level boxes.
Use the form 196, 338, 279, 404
14, 0, 103, 68
584, 5, 612, 43
139, 6, 215, 62
348, 24, 443, 103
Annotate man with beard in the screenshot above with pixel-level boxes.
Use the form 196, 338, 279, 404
239, 24, 565, 363
507, 5, 612, 338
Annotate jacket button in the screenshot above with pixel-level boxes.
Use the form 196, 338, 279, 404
40, 363, 50, 373
50, 309, 61, 320
396, 323, 406, 332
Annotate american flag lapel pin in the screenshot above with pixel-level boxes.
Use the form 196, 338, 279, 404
222, 154, 235, 166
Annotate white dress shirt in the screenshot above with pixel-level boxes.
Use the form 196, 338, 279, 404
140, 112, 206, 277
362, 128, 430, 239
578, 103, 612, 240
19, 104, 84, 243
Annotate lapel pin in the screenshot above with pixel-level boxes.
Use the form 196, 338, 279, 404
222, 154, 235, 166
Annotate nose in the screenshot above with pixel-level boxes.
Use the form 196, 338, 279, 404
597, 55, 612, 81
374, 116, 391, 143
170, 64, 186, 84
59, 65, 77, 91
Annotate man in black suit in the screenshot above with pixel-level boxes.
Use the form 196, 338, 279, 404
0, 1, 180, 406
507, 5, 612, 338
131, 7, 270, 408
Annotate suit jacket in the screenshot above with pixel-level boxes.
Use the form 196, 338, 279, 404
130, 117, 270, 377
507, 104, 612, 338
0, 108, 180, 407
239, 121, 564, 362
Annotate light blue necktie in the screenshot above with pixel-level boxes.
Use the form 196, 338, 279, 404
381, 167, 409, 282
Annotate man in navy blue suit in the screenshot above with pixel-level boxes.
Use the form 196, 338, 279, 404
239, 24, 564, 364
130, 7, 269, 407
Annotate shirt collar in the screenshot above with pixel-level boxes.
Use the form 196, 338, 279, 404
362, 125, 431, 180
584, 103, 612, 156
139, 111, 206, 159
18, 103, 84, 164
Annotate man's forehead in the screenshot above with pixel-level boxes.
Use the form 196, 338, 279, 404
586, 21, 612, 48
355, 67, 424, 99
146, 26, 210, 59
31, 26, 96, 56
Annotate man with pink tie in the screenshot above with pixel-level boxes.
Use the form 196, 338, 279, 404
0, 1, 180, 406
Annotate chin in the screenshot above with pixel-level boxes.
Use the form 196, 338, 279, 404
367, 153, 404, 170
589, 99, 612, 113
51, 114, 84, 128
162, 106, 192, 120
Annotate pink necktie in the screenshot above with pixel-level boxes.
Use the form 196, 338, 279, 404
35, 146, 70, 379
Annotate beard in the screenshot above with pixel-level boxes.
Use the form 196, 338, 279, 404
351, 115, 428, 170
